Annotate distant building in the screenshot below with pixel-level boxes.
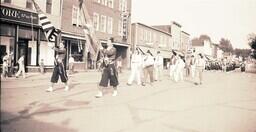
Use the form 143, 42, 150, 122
191, 35, 213, 57
152, 21, 184, 51
131, 22, 172, 67
181, 31, 190, 53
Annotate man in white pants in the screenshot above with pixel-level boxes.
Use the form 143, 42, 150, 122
190, 55, 196, 78
154, 51, 163, 81
15, 54, 26, 78
169, 51, 177, 80
127, 48, 142, 85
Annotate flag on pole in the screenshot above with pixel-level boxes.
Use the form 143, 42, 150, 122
32, 0, 60, 42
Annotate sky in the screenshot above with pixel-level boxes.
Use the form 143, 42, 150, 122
131, 0, 256, 49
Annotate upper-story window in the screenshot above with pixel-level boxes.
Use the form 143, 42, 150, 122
102, 0, 108, 6
108, 0, 114, 8
107, 17, 113, 34
72, 6, 79, 26
100, 15, 107, 32
93, 12, 100, 31
118, 20, 123, 36
119, 0, 127, 11
46, 0, 52, 14
26, 0, 33, 9
3, 0, 11, 3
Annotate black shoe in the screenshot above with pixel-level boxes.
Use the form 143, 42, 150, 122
127, 83, 132, 86
142, 83, 146, 86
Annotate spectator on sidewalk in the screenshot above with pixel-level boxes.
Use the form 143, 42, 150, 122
69, 55, 75, 74
241, 61, 246, 72
39, 59, 45, 74
1, 53, 9, 78
127, 48, 142, 86
15, 54, 26, 79
116, 58, 122, 73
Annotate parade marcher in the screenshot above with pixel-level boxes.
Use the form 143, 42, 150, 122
46, 42, 69, 92
185, 55, 191, 77
95, 38, 119, 98
142, 50, 155, 86
190, 55, 196, 78
195, 53, 206, 85
174, 54, 185, 82
240, 61, 246, 72
127, 48, 142, 86
1, 53, 9, 78
8, 52, 14, 77
68, 54, 75, 74
154, 51, 163, 81
15, 54, 26, 78
169, 51, 177, 79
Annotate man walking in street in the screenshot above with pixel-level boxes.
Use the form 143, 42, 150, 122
127, 48, 142, 86
154, 51, 163, 81
46, 42, 69, 92
95, 38, 119, 98
15, 53, 26, 79
195, 53, 206, 85
142, 50, 155, 86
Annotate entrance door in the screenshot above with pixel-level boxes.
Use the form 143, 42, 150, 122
17, 39, 28, 72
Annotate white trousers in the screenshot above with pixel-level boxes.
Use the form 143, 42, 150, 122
169, 65, 175, 79
128, 63, 141, 85
16, 64, 26, 78
190, 65, 196, 78
154, 65, 163, 81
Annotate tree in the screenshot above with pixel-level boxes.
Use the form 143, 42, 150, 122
219, 38, 233, 53
233, 49, 251, 58
248, 33, 256, 59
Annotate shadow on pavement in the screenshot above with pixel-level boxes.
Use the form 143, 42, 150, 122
0, 111, 77, 132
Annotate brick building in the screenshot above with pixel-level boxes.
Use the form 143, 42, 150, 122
61, 0, 132, 69
131, 22, 172, 68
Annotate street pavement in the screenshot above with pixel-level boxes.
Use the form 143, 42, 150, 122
1, 70, 256, 132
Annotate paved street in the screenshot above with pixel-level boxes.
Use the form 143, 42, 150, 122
1, 70, 256, 132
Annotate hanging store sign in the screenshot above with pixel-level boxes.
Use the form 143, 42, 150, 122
0, 6, 38, 25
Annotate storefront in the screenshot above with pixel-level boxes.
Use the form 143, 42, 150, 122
62, 34, 88, 70
0, 5, 56, 72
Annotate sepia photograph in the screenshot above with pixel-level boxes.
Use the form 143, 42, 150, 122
0, 0, 256, 131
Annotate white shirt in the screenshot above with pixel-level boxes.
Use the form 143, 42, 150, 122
143, 55, 154, 67
155, 55, 163, 66
69, 57, 75, 63
18, 56, 24, 65
196, 58, 206, 68
131, 53, 142, 65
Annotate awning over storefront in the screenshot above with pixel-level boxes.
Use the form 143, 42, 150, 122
159, 50, 171, 58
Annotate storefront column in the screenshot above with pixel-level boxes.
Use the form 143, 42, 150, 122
14, 25, 19, 65
36, 30, 40, 66
83, 42, 88, 70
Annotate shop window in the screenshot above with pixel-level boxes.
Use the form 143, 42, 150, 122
0, 23, 15, 37
46, 0, 52, 14
0, 45, 7, 64
26, 0, 33, 9
93, 12, 100, 31
4, 0, 11, 3
69, 40, 85, 62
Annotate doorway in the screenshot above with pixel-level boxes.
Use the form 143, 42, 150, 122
17, 39, 29, 72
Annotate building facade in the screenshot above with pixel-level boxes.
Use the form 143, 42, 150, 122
61, 0, 132, 69
0, 0, 62, 71
153, 21, 183, 51
181, 31, 190, 53
131, 22, 172, 68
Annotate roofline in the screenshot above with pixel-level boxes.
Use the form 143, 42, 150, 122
181, 31, 190, 35
172, 21, 182, 27
132, 22, 172, 36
